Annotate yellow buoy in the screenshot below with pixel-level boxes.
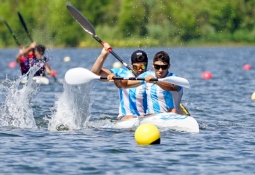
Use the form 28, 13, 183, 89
63, 56, 71, 62
134, 123, 160, 145
112, 61, 122, 68
251, 92, 255, 100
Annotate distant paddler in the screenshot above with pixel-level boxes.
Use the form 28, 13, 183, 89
15, 42, 57, 78
16, 11, 58, 83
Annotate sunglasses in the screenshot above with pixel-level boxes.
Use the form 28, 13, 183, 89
153, 64, 169, 70
133, 64, 147, 71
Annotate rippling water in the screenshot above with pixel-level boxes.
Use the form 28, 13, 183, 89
0, 47, 255, 174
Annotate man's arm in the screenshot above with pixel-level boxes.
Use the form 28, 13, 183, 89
157, 82, 180, 91
16, 42, 36, 63
145, 75, 180, 91
91, 43, 111, 77
44, 63, 57, 76
116, 71, 147, 88
117, 80, 142, 88
16, 47, 25, 63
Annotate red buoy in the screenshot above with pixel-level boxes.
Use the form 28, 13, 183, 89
8, 61, 16, 68
202, 71, 212, 80
243, 64, 251, 70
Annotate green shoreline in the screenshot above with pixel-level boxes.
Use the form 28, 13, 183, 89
1, 40, 255, 49
33, 42, 255, 49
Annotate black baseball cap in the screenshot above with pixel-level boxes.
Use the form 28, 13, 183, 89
131, 50, 148, 63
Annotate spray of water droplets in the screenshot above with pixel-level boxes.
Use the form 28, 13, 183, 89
47, 82, 92, 131
0, 66, 40, 129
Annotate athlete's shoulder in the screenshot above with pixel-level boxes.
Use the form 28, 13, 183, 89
168, 72, 177, 77
111, 68, 132, 76
110, 67, 121, 74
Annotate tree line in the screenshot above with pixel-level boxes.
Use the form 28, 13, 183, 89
0, 0, 255, 48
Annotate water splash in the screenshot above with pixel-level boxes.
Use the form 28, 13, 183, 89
0, 66, 40, 129
47, 82, 91, 131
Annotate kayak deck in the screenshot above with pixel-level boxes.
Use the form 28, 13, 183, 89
21, 76, 50, 85
103, 113, 199, 133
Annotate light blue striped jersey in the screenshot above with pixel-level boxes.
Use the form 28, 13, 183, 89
139, 71, 183, 114
110, 68, 147, 118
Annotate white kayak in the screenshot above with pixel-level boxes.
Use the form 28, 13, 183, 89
104, 113, 199, 133
21, 76, 50, 85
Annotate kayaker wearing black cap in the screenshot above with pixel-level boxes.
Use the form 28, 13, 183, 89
91, 43, 149, 120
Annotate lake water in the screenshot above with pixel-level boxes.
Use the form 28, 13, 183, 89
0, 46, 255, 174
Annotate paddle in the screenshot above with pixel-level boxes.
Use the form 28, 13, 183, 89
17, 11, 33, 42
66, 4, 137, 76
4, 20, 21, 46
64, 67, 191, 88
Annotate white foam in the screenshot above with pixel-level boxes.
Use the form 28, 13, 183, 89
47, 82, 92, 131
0, 66, 40, 129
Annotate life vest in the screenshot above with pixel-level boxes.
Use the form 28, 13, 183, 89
32, 56, 48, 76
20, 55, 31, 75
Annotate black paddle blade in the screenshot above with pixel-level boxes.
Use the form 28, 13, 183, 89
18, 12, 28, 32
4, 21, 14, 33
4, 20, 21, 46
66, 4, 95, 35
66, 4, 137, 76
18, 11, 33, 42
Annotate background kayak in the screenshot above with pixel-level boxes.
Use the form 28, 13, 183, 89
20, 76, 50, 85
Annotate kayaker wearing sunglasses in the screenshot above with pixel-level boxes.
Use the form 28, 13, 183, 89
141, 51, 183, 114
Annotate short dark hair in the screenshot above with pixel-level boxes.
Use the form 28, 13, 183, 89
153, 51, 170, 64
35, 45, 46, 54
